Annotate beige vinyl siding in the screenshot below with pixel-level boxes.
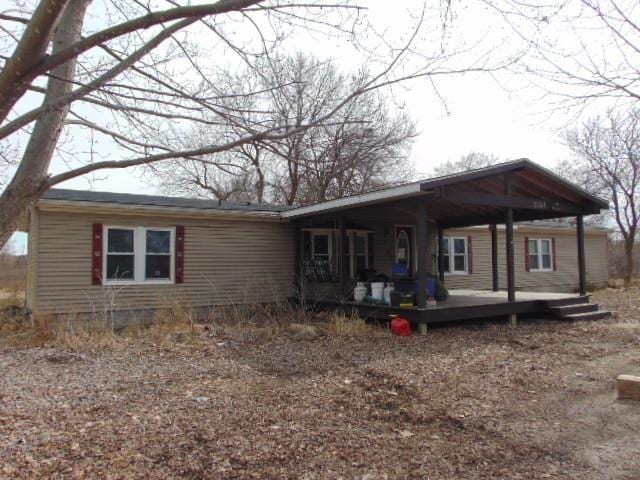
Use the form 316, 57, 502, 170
440, 227, 609, 293
34, 210, 294, 314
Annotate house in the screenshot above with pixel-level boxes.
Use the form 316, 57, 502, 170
22, 159, 611, 324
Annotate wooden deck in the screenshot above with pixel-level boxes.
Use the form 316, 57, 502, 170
308, 289, 590, 325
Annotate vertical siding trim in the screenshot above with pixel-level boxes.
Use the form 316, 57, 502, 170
552, 237, 558, 271
175, 225, 185, 283
467, 235, 473, 274
92, 223, 103, 285
26, 208, 40, 311
524, 236, 530, 272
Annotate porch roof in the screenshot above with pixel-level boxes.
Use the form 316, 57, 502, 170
282, 159, 608, 227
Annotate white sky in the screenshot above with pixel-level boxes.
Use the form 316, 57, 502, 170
7, 0, 606, 253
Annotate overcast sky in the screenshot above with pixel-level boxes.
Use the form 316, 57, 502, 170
8, 0, 608, 252
51, 0, 576, 194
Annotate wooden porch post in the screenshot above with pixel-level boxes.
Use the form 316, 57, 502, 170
416, 204, 428, 307
338, 215, 347, 300
296, 221, 305, 303
504, 174, 516, 303
490, 223, 499, 292
437, 226, 445, 284
577, 214, 587, 296
350, 231, 356, 282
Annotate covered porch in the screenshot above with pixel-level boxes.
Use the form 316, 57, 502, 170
282, 159, 609, 327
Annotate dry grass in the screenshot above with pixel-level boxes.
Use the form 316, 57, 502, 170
326, 310, 377, 336
0, 293, 371, 351
607, 276, 640, 289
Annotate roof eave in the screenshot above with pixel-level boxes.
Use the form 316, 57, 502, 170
38, 199, 286, 222
281, 182, 426, 219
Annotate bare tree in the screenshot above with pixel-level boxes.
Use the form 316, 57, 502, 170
482, 0, 640, 110
0, 1, 366, 247
294, 77, 416, 204
0, 0, 515, 249
563, 109, 640, 285
432, 152, 500, 176
157, 54, 416, 205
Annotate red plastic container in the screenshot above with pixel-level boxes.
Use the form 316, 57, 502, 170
390, 316, 412, 336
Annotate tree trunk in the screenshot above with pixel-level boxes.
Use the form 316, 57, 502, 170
255, 168, 265, 203
624, 236, 635, 287
0, 0, 91, 249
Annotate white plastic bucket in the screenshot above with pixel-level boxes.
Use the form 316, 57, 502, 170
383, 284, 394, 305
371, 282, 385, 300
354, 285, 367, 302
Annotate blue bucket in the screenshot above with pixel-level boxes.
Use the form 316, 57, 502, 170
414, 278, 437, 299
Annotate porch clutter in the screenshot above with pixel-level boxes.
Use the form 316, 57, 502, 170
346, 276, 449, 307
353, 283, 367, 302
371, 282, 385, 300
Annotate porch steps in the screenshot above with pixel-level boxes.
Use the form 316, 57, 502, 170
551, 303, 598, 315
547, 295, 611, 321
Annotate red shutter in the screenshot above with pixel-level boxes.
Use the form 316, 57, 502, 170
524, 237, 530, 272
92, 223, 103, 285
552, 237, 557, 271
467, 236, 473, 274
175, 225, 185, 283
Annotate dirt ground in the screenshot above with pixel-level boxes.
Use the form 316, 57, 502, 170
1, 288, 639, 479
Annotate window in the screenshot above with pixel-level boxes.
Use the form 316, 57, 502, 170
346, 232, 369, 279
104, 226, 174, 283
440, 236, 468, 274
529, 238, 553, 272
145, 229, 172, 280
106, 228, 135, 280
394, 226, 414, 277
303, 228, 373, 280
312, 232, 331, 263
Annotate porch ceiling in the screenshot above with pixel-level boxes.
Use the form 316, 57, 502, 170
285, 159, 608, 228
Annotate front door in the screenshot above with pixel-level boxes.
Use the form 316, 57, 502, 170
394, 225, 415, 277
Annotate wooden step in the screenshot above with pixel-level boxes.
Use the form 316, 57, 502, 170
546, 295, 590, 308
561, 310, 611, 321
551, 303, 599, 316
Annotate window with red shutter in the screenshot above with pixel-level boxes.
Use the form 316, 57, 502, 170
175, 225, 185, 283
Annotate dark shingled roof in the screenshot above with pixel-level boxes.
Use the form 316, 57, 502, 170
43, 188, 293, 213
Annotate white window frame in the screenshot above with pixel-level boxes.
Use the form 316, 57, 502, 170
441, 236, 469, 275
347, 230, 369, 279
310, 229, 333, 264
302, 228, 373, 278
529, 238, 553, 272
394, 224, 417, 274
104, 226, 136, 283
103, 226, 175, 285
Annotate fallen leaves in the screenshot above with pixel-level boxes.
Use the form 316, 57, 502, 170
0, 287, 639, 478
